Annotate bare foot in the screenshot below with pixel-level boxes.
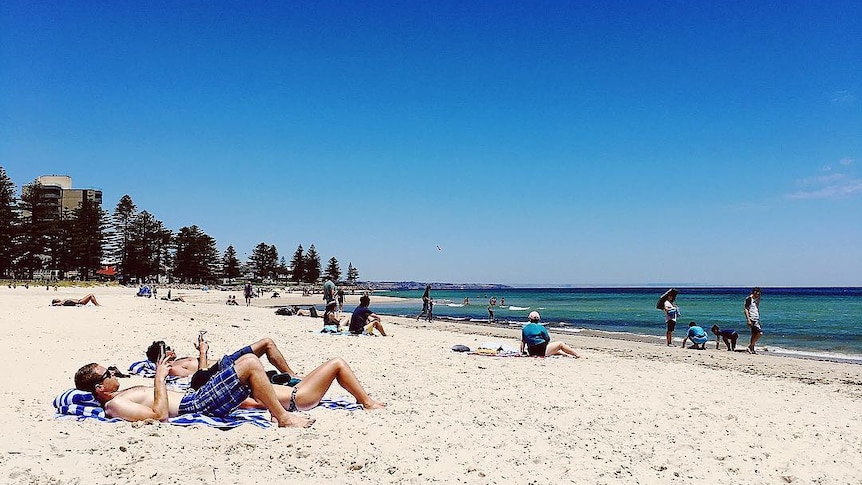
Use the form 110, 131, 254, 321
275, 412, 315, 428
361, 400, 387, 410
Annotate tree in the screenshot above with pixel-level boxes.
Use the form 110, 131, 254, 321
347, 262, 359, 284
277, 256, 289, 280
68, 198, 107, 280
289, 245, 305, 283
173, 225, 219, 283
222, 245, 241, 281
249, 242, 279, 280
111, 195, 137, 283
304, 244, 321, 283
16, 180, 55, 279
0, 168, 17, 277
324, 257, 341, 282
125, 211, 171, 282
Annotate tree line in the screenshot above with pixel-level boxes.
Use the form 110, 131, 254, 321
0, 168, 359, 284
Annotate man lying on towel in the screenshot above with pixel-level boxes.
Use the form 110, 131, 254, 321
146, 337, 300, 383
74, 344, 385, 427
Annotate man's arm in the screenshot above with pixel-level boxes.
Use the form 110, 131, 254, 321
106, 356, 172, 422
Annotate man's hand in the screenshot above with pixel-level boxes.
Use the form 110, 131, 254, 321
154, 354, 172, 382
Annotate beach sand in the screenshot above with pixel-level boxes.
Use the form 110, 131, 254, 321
1, 285, 860, 484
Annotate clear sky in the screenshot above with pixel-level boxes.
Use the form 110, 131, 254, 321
1, 1, 860, 286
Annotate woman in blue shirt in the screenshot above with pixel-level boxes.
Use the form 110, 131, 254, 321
520, 312, 581, 358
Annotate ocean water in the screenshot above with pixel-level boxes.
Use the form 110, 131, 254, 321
368, 287, 862, 360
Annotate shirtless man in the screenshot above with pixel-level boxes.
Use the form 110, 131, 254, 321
145, 337, 299, 379
75, 347, 386, 427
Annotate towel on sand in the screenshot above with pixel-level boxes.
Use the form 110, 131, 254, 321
53, 389, 364, 429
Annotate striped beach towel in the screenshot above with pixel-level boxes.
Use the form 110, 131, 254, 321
53, 389, 363, 429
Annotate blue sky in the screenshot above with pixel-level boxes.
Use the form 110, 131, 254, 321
1, 1, 860, 286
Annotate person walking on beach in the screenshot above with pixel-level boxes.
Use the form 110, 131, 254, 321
336, 288, 345, 312
520, 311, 581, 358
657, 289, 680, 346
416, 285, 432, 321
323, 279, 336, 304
744, 287, 763, 354
487, 301, 495, 322
243, 281, 253, 306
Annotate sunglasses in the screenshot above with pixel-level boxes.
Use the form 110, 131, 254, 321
101, 368, 113, 382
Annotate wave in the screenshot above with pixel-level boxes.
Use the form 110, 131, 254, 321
507, 306, 529, 311
446, 303, 464, 307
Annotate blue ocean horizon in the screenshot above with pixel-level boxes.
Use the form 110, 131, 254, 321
367, 287, 862, 361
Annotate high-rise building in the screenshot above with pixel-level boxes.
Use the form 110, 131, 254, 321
33, 175, 102, 217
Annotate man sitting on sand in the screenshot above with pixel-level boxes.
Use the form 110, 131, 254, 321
711, 325, 739, 351
349, 295, 388, 336
681, 322, 709, 350
75, 346, 386, 427
51, 294, 101, 307
520, 311, 581, 358
145, 337, 300, 381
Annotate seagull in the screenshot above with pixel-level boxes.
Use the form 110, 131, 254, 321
436, 245, 443, 251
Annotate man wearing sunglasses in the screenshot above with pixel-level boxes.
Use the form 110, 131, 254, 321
74, 350, 385, 427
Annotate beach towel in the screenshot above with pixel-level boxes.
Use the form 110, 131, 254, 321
128, 359, 189, 389
52, 389, 272, 428
53, 390, 363, 429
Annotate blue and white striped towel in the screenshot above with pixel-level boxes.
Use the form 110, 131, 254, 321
54, 389, 363, 428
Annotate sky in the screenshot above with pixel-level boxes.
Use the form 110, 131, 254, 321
1, 1, 860, 286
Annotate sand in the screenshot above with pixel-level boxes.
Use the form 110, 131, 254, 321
1, 285, 860, 484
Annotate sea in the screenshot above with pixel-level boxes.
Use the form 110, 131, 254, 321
366, 287, 862, 363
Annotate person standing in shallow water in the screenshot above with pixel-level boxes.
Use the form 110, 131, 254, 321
416, 285, 431, 321
744, 287, 763, 354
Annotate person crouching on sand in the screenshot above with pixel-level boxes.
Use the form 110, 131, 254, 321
520, 311, 581, 358
711, 325, 739, 351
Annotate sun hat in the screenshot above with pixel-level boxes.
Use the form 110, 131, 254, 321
528, 311, 541, 322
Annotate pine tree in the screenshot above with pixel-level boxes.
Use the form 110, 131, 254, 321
112, 195, 137, 283
17, 180, 55, 279
304, 244, 321, 283
173, 225, 219, 283
324, 257, 341, 282
347, 262, 359, 284
0, 168, 18, 277
289, 245, 305, 283
223, 245, 241, 281
69, 198, 107, 280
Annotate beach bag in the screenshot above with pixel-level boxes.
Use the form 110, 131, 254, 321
275, 306, 296, 316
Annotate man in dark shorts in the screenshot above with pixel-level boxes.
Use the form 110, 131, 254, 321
349, 295, 387, 336
711, 325, 739, 351
145, 337, 299, 380
744, 287, 763, 354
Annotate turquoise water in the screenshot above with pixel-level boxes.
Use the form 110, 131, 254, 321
367, 287, 862, 359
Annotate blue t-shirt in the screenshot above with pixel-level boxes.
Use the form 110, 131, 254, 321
687, 326, 708, 343
349, 306, 373, 334
522, 323, 550, 347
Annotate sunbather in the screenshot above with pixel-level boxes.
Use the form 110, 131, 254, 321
75, 349, 384, 427
145, 337, 299, 380
322, 300, 348, 332
520, 311, 581, 358
51, 294, 101, 306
